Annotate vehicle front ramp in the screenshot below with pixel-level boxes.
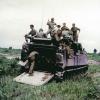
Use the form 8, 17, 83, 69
13, 71, 54, 86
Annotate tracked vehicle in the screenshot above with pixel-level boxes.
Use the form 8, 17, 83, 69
14, 35, 88, 86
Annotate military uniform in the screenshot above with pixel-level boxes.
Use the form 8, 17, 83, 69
55, 25, 62, 41
61, 23, 70, 39
61, 26, 69, 31
21, 43, 29, 62
27, 51, 39, 75
37, 29, 46, 38
71, 26, 80, 42
64, 44, 74, 58
47, 19, 56, 37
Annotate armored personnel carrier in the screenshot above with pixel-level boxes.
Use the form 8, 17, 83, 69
14, 32, 88, 86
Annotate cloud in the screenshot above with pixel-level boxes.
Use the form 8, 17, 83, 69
0, 0, 100, 52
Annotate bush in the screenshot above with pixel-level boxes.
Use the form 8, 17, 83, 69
0, 57, 20, 76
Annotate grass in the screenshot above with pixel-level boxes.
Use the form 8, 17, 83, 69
0, 48, 100, 100
1, 75, 99, 100
87, 53, 100, 61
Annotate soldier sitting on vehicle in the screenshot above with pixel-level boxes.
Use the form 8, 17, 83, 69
65, 44, 74, 58
58, 42, 73, 58
71, 23, 80, 42
61, 23, 70, 39
61, 26, 71, 45
61, 23, 69, 31
47, 18, 56, 37
36, 28, 47, 38
54, 25, 62, 41
25, 24, 37, 42
51, 25, 62, 46
68, 30, 74, 41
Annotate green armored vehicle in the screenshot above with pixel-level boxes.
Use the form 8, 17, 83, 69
20, 37, 88, 79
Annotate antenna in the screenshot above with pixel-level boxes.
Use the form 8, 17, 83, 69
40, 0, 46, 29
41, 12, 44, 28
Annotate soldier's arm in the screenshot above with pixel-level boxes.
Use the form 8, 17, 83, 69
25, 33, 32, 39
28, 31, 31, 35
25, 31, 31, 39
34, 30, 38, 36
54, 22, 56, 25
25, 30, 31, 37
77, 28, 80, 32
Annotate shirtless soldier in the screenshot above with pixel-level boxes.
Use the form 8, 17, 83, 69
71, 23, 80, 42
25, 24, 37, 42
24, 51, 39, 75
47, 18, 56, 37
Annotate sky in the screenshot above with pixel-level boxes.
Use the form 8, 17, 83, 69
0, 0, 100, 53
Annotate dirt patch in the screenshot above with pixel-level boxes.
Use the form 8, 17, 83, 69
88, 60, 100, 65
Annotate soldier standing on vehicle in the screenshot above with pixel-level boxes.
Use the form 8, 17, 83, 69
25, 24, 37, 42
47, 18, 56, 37
71, 23, 80, 42
54, 25, 62, 41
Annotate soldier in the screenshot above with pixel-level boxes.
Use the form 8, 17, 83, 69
56, 25, 62, 40
71, 23, 80, 42
52, 25, 62, 41
25, 51, 39, 75
61, 23, 69, 31
25, 24, 37, 42
65, 44, 74, 58
93, 48, 97, 54
61, 23, 70, 38
37, 28, 47, 38
47, 18, 56, 37
21, 43, 29, 62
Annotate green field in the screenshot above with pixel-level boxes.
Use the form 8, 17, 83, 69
0, 48, 100, 100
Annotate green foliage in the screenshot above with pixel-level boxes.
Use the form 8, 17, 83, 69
0, 48, 21, 55
0, 57, 20, 76
0, 74, 100, 100
88, 53, 100, 61
88, 65, 100, 74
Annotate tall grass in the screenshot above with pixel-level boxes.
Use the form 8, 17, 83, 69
0, 74, 99, 100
